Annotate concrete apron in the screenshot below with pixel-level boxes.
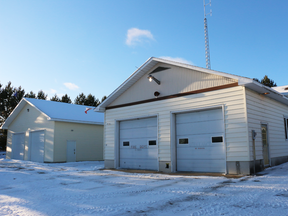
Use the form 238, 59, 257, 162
102, 168, 246, 179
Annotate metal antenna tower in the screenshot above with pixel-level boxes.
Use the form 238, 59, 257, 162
203, 0, 212, 69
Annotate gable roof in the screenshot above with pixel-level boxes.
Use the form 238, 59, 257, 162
1, 98, 104, 129
95, 57, 288, 112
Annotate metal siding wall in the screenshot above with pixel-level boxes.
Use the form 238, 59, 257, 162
54, 122, 103, 162
6, 103, 54, 162
110, 64, 238, 107
246, 89, 288, 161
105, 86, 249, 162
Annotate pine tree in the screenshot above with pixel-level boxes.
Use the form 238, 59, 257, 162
61, 94, 72, 103
24, 91, 36, 98
261, 75, 277, 87
101, 96, 107, 103
85, 94, 100, 107
0, 82, 25, 150
253, 75, 277, 87
74, 93, 86, 105
50, 94, 61, 102
37, 90, 47, 100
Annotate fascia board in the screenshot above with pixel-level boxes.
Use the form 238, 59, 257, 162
244, 82, 288, 106
50, 118, 104, 125
153, 57, 248, 82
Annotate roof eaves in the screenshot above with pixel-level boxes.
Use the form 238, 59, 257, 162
50, 118, 104, 125
152, 57, 251, 82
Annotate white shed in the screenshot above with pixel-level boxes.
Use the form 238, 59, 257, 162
96, 57, 288, 175
1, 98, 104, 163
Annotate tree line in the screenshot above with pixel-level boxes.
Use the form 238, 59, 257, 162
0, 81, 106, 150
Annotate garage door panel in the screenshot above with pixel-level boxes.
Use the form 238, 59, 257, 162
177, 146, 225, 160
120, 158, 158, 170
120, 126, 157, 139
120, 118, 157, 129
177, 133, 223, 145
120, 117, 158, 171
176, 120, 224, 136
177, 159, 226, 172
120, 148, 158, 159
176, 108, 226, 173
176, 109, 222, 124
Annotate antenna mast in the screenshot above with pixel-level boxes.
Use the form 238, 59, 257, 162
203, 0, 212, 69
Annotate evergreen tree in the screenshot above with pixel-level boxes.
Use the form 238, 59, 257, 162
0, 82, 25, 150
101, 96, 107, 103
85, 94, 100, 107
253, 75, 277, 87
24, 91, 36, 98
50, 94, 61, 102
74, 93, 86, 105
61, 94, 72, 103
261, 75, 277, 87
37, 90, 47, 100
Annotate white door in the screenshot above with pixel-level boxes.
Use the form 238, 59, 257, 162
119, 117, 158, 170
176, 108, 226, 173
66, 140, 76, 162
12, 133, 25, 160
30, 131, 45, 163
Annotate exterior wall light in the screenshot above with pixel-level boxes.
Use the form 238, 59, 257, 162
262, 92, 270, 95
147, 75, 161, 85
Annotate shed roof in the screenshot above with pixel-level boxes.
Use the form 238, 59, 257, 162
96, 57, 288, 112
1, 98, 104, 129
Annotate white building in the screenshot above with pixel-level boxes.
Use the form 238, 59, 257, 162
2, 98, 104, 163
96, 57, 288, 175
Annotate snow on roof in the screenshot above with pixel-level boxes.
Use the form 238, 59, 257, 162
24, 98, 104, 124
272, 85, 288, 95
1, 98, 104, 129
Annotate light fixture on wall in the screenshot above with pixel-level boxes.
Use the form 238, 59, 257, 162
147, 74, 161, 85
262, 92, 270, 95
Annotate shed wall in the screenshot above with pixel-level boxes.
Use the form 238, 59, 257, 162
6, 103, 54, 162
245, 88, 288, 161
54, 122, 103, 162
110, 63, 238, 106
105, 86, 249, 163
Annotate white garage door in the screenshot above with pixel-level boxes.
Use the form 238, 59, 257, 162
30, 131, 45, 163
176, 108, 226, 173
12, 133, 25, 160
119, 117, 158, 170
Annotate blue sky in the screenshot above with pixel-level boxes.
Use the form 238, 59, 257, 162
1, 0, 287, 101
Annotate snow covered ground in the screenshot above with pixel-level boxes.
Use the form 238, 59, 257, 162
1, 159, 288, 216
